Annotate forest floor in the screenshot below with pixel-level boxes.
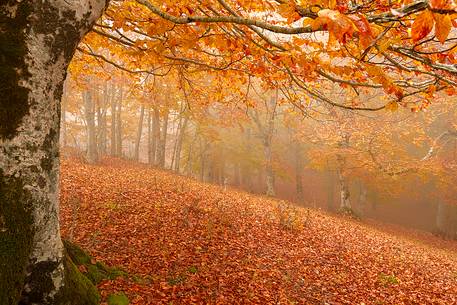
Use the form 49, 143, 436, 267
60, 157, 457, 305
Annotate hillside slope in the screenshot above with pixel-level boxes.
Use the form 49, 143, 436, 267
60, 158, 457, 305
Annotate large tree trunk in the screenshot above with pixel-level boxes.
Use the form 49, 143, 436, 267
0, 1, 106, 304
134, 105, 145, 161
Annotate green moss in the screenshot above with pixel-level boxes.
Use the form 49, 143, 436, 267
86, 265, 107, 285
188, 266, 198, 274
378, 273, 399, 286
0, 170, 34, 305
64, 240, 126, 285
53, 255, 100, 305
107, 293, 129, 305
64, 240, 92, 266
167, 274, 186, 286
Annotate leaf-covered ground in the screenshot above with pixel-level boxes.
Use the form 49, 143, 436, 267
60, 158, 457, 305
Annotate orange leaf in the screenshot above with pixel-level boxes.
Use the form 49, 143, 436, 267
411, 10, 434, 42
317, 9, 357, 44
434, 13, 452, 44
348, 14, 374, 48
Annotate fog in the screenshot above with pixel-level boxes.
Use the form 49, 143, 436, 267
61, 72, 457, 240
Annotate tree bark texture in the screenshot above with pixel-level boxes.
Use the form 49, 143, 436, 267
0, 1, 107, 304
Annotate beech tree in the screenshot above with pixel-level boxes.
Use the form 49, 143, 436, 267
0, 1, 107, 304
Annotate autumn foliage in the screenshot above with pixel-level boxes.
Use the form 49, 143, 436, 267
60, 158, 457, 304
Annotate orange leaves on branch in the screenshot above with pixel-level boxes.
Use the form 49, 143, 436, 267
429, 0, 457, 10
412, 8, 453, 43
434, 13, 452, 44
277, 1, 300, 23
411, 9, 434, 42
385, 101, 399, 112
348, 14, 374, 49
365, 65, 403, 99
314, 10, 375, 47
315, 9, 357, 44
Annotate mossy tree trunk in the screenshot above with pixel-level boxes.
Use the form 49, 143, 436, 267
0, 1, 107, 304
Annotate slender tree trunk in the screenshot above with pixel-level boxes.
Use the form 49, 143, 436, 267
157, 110, 168, 168
337, 134, 351, 210
115, 85, 123, 157
84, 89, 98, 164
436, 201, 449, 237
186, 129, 196, 177
98, 81, 109, 156
134, 105, 145, 161
219, 146, 226, 185
170, 113, 181, 170
337, 156, 351, 210
110, 83, 117, 156
199, 138, 207, 181
152, 107, 160, 165
326, 171, 335, 212
174, 115, 188, 172
0, 1, 106, 304
264, 138, 275, 197
294, 141, 304, 203
242, 128, 252, 191
233, 161, 241, 187
358, 182, 367, 217
147, 109, 154, 165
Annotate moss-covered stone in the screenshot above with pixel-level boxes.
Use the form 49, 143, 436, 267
107, 293, 129, 305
